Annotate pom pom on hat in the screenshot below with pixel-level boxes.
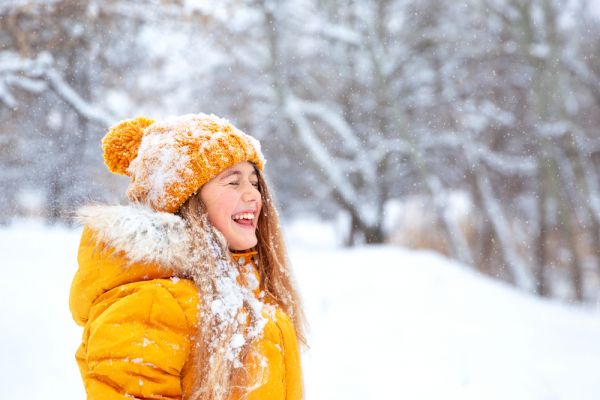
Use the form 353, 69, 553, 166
102, 116, 155, 176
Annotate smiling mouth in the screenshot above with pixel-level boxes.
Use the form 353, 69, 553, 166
232, 213, 256, 229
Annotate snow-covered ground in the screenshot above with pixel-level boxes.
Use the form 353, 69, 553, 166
1, 219, 600, 400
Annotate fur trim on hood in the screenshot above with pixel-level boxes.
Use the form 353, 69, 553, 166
76, 204, 199, 272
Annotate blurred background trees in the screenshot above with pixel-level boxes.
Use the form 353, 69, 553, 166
2, 0, 600, 303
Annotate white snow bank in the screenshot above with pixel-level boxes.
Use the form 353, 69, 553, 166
294, 245, 600, 400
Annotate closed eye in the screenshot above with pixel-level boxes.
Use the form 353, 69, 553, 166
228, 181, 259, 188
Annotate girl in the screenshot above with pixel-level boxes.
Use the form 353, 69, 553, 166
69, 113, 305, 400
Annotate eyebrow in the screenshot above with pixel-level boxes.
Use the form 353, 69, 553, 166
218, 169, 258, 180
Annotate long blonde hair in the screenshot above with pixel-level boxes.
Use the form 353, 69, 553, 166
177, 164, 306, 400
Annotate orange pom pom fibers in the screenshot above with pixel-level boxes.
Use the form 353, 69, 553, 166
102, 117, 155, 176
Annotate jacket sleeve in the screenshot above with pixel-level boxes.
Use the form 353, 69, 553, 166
81, 282, 192, 400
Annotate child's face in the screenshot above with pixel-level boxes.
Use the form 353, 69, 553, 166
200, 161, 262, 251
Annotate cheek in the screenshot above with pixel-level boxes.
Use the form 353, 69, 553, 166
207, 208, 225, 229
207, 192, 237, 226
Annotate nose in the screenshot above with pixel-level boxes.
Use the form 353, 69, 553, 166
241, 182, 260, 202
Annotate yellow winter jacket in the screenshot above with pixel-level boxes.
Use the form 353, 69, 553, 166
69, 205, 302, 399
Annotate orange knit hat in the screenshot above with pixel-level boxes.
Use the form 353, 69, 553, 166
101, 113, 265, 213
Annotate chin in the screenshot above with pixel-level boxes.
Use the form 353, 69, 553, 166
230, 237, 258, 251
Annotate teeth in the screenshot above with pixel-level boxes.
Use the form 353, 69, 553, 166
232, 213, 254, 220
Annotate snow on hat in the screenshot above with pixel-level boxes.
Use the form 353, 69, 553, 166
102, 113, 265, 213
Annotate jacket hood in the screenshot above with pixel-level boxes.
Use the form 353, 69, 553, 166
76, 204, 193, 271
70, 204, 206, 325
